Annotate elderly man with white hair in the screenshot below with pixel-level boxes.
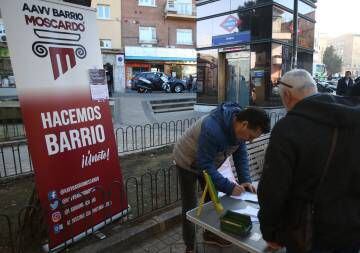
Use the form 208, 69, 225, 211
258, 69, 360, 253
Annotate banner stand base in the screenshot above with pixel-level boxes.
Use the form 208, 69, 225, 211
42, 205, 131, 253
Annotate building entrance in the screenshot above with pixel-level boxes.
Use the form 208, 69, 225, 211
225, 51, 250, 107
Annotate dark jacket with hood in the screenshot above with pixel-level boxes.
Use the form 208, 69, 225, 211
173, 103, 251, 195
258, 94, 360, 250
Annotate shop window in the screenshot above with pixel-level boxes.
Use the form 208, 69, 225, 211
297, 49, 313, 72
250, 43, 272, 106
298, 1, 315, 19
272, 7, 293, 41
196, 6, 272, 49
273, 0, 294, 10
139, 26, 157, 43
139, 0, 156, 7
177, 29, 193, 45
272, 7, 315, 49
97, 5, 110, 19
100, 39, 112, 49
298, 17, 315, 49
197, 49, 219, 105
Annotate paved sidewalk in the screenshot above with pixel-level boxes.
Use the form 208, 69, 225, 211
122, 224, 247, 253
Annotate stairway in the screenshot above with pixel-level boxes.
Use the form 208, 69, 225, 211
150, 97, 196, 114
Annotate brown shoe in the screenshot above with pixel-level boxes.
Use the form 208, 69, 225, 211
203, 230, 232, 248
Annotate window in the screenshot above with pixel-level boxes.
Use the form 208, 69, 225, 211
97, 5, 110, 19
197, 49, 219, 104
100, 39, 112, 49
139, 26, 156, 43
174, 0, 193, 15
177, 29, 193, 45
138, 0, 156, 7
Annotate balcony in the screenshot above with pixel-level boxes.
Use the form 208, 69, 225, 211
164, 0, 196, 20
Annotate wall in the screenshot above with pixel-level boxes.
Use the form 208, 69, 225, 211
92, 0, 122, 50
121, 0, 196, 48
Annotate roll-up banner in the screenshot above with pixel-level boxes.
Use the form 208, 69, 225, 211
1, 0, 128, 251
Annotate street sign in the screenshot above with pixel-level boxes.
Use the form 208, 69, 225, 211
212, 31, 251, 47
220, 15, 240, 32
1, 0, 128, 251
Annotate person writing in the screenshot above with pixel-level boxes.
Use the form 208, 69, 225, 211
173, 103, 270, 253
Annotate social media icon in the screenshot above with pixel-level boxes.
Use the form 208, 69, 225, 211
50, 200, 59, 210
53, 224, 63, 234
51, 211, 62, 223
48, 191, 57, 201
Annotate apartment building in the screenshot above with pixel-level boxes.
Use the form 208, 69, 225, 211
92, 0, 125, 94
121, 0, 197, 86
330, 34, 360, 76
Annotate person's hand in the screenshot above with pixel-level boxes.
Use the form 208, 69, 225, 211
241, 182, 256, 193
266, 241, 282, 251
232, 184, 246, 196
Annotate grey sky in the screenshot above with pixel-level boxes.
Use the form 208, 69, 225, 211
316, 0, 360, 36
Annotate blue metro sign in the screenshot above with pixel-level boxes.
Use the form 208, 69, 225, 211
212, 31, 251, 47
220, 15, 240, 32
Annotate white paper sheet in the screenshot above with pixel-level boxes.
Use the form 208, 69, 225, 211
251, 217, 259, 223
218, 191, 258, 203
231, 192, 258, 203
232, 206, 259, 217
90, 85, 109, 100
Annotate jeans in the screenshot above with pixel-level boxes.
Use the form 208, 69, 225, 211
178, 167, 209, 250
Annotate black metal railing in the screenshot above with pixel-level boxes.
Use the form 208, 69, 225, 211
0, 166, 181, 253
0, 131, 272, 253
0, 120, 25, 141
115, 117, 198, 154
0, 110, 285, 180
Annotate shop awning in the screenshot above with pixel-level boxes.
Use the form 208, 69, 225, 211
125, 46, 196, 62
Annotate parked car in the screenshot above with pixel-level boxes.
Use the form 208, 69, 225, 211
167, 76, 186, 93
317, 81, 336, 94
131, 72, 185, 93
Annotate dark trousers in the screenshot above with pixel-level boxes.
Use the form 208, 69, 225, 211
309, 244, 360, 253
178, 167, 210, 250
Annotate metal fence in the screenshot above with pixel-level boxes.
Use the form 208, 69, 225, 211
0, 110, 285, 180
0, 165, 181, 253
0, 120, 25, 141
0, 133, 272, 253
115, 117, 198, 154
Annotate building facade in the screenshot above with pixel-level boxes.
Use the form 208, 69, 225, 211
195, 0, 316, 108
0, 9, 17, 98
330, 34, 360, 76
122, 0, 197, 86
92, 0, 125, 94
314, 33, 330, 65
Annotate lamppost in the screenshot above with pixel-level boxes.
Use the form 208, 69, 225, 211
291, 0, 299, 69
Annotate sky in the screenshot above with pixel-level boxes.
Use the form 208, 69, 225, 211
316, 0, 360, 36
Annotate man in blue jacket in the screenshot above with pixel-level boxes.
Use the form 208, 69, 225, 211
173, 103, 270, 252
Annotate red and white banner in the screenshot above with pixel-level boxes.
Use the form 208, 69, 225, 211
1, 0, 127, 250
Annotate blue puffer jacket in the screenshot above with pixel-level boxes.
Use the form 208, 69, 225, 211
196, 103, 252, 195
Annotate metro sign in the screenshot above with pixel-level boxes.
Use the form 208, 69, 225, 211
220, 15, 240, 32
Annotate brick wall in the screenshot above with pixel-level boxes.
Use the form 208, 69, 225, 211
121, 0, 196, 49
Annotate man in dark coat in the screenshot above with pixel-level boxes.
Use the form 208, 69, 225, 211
258, 69, 360, 253
337, 71, 354, 96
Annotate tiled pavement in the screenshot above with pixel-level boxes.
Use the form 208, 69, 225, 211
122, 224, 246, 253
